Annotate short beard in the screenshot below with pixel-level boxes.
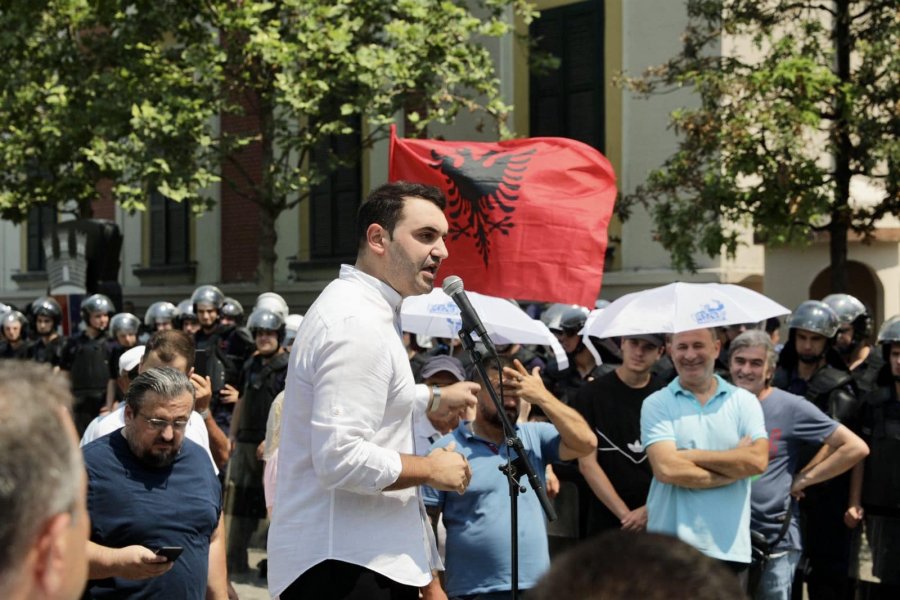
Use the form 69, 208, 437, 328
797, 353, 822, 364
124, 428, 180, 468
486, 406, 519, 429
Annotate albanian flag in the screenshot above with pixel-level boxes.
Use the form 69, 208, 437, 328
388, 125, 617, 306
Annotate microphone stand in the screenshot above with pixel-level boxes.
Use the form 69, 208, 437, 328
458, 328, 557, 600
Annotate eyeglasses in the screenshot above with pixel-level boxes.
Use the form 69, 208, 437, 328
139, 414, 189, 432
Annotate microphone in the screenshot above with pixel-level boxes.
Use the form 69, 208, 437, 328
442, 276, 498, 358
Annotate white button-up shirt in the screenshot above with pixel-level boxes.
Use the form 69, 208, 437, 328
268, 265, 439, 596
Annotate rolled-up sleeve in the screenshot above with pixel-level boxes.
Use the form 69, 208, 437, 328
309, 317, 403, 494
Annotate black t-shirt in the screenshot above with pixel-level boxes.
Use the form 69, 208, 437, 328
571, 369, 665, 535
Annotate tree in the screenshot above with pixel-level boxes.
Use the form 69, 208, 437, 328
618, 0, 899, 292
0, 1, 222, 220
0, 0, 536, 291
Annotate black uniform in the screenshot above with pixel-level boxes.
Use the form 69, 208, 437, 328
773, 359, 859, 600
59, 330, 111, 435
226, 350, 288, 573
26, 335, 65, 365
856, 379, 900, 595
0, 339, 28, 359
197, 324, 255, 437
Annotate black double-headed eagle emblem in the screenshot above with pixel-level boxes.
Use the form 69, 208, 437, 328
429, 147, 536, 266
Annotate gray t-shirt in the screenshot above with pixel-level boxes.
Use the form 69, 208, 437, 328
751, 388, 837, 551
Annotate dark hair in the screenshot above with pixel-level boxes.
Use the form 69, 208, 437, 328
356, 181, 447, 250
529, 530, 745, 600
470, 355, 514, 386
143, 329, 195, 369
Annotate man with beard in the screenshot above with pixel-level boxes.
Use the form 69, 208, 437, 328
81, 367, 227, 599
422, 356, 596, 598
823, 293, 883, 396
269, 182, 478, 600
771, 300, 859, 600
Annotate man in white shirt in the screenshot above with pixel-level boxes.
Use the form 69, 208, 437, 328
269, 182, 480, 600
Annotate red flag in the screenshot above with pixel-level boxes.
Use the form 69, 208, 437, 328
388, 125, 617, 306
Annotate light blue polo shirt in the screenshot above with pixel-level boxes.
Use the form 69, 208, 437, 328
641, 375, 768, 563
423, 421, 561, 596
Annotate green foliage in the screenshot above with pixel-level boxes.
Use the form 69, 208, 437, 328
619, 0, 899, 274
0, 0, 535, 286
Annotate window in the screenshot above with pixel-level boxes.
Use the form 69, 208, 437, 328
26, 204, 57, 272
149, 190, 190, 266
530, 0, 605, 151
310, 118, 362, 260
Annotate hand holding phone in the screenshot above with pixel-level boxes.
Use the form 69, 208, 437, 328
194, 348, 208, 378
154, 546, 184, 562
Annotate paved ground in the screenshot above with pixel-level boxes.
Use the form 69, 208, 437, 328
230, 548, 269, 600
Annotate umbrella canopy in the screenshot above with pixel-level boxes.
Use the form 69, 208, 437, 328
401, 289, 569, 369
582, 282, 790, 338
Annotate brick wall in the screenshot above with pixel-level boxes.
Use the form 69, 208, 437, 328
220, 95, 262, 283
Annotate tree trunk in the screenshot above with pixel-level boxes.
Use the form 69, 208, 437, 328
829, 0, 852, 293
256, 89, 279, 292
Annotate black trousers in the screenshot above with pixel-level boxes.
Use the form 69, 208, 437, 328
280, 560, 419, 600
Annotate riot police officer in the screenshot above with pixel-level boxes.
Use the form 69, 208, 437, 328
225, 308, 289, 573
27, 296, 65, 365
773, 300, 858, 600
846, 315, 900, 598
191, 284, 254, 436
106, 312, 141, 411
176, 298, 201, 336
221, 297, 244, 327
60, 293, 115, 434
823, 293, 882, 395
144, 301, 180, 332
0, 310, 30, 359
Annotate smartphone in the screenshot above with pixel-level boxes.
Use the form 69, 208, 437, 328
193, 348, 208, 378
155, 546, 184, 562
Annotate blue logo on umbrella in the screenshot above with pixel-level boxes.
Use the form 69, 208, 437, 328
693, 300, 726, 324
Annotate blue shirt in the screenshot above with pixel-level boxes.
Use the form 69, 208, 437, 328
83, 430, 222, 599
751, 388, 837, 552
423, 421, 561, 596
641, 375, 768, 563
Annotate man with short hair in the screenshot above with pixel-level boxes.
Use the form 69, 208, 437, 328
414, 355, 470, 454
641, 327, 769, 581
423, 356, 596, 598
80, 329, 228, 471
27, 296, 66, 365
269, 182, 479, 600
729, 330, 867, 600
0, 361, 89, 600
573, 334, 665, 536
82, 367, 227, 599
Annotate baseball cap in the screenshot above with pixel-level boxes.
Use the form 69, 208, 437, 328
622, 333, 665, 347
420, 355, 466, 382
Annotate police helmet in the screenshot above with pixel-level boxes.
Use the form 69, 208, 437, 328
255, 292, 289, 321
110, 312, 142, 338
31, 296, 62, 326
822, 293, 872, 340
2, 310, 28, 337
144, 301, 180, 329
541, 303, 581, 332
787, 300, 839, 338
876, 315, 900, 346
191, 285, 225, 312
559, 306, 590, 335
80, 294, 114, 324
221, 297, 244, 323
176, 299, 198, 324
247, 308, 286, 344
284, 314, 304, 346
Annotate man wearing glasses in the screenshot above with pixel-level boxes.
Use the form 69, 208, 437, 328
81, 367, 228, 599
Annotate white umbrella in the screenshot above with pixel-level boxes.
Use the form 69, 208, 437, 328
401, 289, 569, 369
582, 282, 790, 338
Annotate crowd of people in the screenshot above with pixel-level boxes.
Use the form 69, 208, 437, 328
1, 180, 899, 600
